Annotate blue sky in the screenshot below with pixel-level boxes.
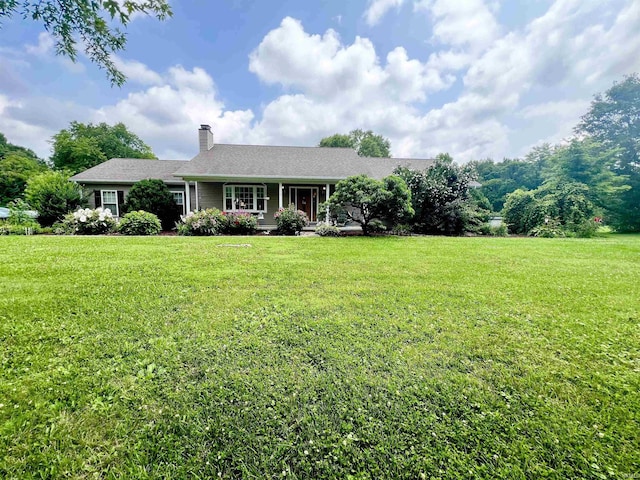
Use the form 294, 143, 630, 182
1, 0, 639, 162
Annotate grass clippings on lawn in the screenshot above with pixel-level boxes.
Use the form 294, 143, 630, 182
0, 235, 638, 479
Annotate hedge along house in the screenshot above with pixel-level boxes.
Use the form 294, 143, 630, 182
71, 124, 434, 227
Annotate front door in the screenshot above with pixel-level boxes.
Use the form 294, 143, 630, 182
296, 188, 313, 221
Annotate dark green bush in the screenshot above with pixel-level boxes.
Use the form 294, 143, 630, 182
124, 179, 180, 230
391, 224, 412, 236
118, 210, 162, 235
368, 219, 387, 234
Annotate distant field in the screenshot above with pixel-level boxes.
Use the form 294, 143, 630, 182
0, 235, 638, 479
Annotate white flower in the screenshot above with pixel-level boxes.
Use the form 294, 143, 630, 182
79, 215, 87, 222
104, 208, 112, 215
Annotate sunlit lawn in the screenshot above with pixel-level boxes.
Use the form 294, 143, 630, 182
0, 235, 638, 479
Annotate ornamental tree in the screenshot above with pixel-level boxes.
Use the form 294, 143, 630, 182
324, 174, 413, 235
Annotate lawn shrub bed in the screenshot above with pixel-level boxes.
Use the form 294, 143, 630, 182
0, 235, 638, 478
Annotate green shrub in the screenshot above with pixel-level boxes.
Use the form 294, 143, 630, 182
56, 207, 117, 235
177, 209, 224, 236
220, 211, 258, 235
7, 199, 38, 226
479, 223, 509, 237
118, 210, 162, 235
391, 223, 412, 236
123, 179, 180, 230
274, 205, 309, 235
491, 224, 508, 236
529, 218, 566, 238
574, 219, 599, 238
368, 219, 387, 234
315, 223, 341, 237
0, 221, 41, 235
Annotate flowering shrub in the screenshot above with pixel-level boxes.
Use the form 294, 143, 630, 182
176, 209, 258, 235
177, 209, 224, 236
220, 211, 258, 235
118, 210, 162, 235
315, 223, 341, 237
55, 207, 117, 235
274, 205, 309, 235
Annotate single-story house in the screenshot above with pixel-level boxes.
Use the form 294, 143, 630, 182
71, 125, 434, 227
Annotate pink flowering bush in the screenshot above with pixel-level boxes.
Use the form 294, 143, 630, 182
220, 211, 258, 235
177, 209, 224, 236
55, 207, 116, 235
177, 209, 258, 235
274, 205, 309, 235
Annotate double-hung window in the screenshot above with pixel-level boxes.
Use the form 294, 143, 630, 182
224, 185, 267, 212
101, 190, 119, 216
171, 191, 185, 214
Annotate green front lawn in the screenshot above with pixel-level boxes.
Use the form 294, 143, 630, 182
1, 235, 638, 478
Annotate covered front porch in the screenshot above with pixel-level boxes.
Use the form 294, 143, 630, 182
180, 179, 337, 226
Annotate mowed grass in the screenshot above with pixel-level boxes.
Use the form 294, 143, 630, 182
0, 235, 638, 479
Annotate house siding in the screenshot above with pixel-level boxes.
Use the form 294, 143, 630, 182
80, 182, 194, 216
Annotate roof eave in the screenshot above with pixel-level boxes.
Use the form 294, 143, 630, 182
72, 178, 186, 185
176, 174, 346, 183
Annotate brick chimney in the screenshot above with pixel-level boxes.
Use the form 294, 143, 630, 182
199, 124, 214, 152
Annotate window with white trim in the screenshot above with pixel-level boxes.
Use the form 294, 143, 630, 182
171, 191, 185, 214
101, 190, 118, 216
223, 185, 267, 212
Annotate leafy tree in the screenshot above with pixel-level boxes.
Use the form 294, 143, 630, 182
542, 139, 628, 213
318, 134, 353, 149
0, 0, 172, 86
471, 156, 544, 212
51, 122, 156, 173
350, 129, 391, 157
0, 153, 49, 205
503, 182, 597, 236
576, 73, 640, 231
395, 157, 483, 235
324, 174, 413, 235
123, 179, 180, 230
319, 129, 392, 157
24, 170, 85, 226
502, 189, 540, 235
0, 132, 41, 161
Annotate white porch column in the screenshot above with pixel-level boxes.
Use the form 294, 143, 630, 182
325, 183, 330, 223
184, 181, 191, 213
194, 181, 199, 211
278, 182, 283, 209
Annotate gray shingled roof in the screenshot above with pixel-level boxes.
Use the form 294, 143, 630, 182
174, 144, 434, 181
70, 146, 435, 184
70, 158, 188, 184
